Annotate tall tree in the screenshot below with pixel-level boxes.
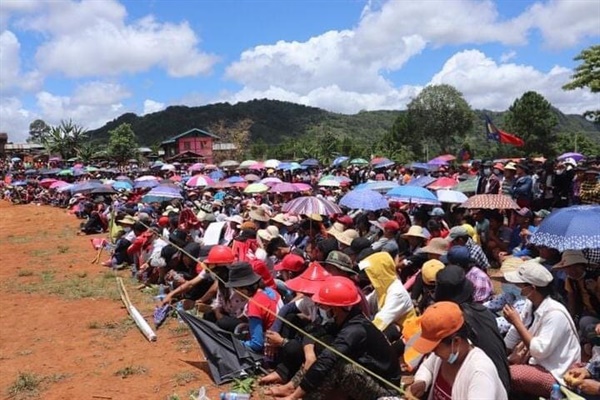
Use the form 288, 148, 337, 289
208, 119, 253, 162
562, 45, 600, 123
504, 91, 558, 156
27, 119, 50, 144
107, 123, 139, 164
41, 119, 88, 159
407, 84, 474, 154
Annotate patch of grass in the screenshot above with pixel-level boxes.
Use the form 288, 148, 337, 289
29, 249, 53, 258
176, 339, 194, 353
57, 245, 70, 254
173, 371, 197, 386
6, 234, 33, 244
167, 394, 181, 400
7, 372, 43, 398
87, 318, 134, 339
17, 270, 34, 277
46, 373, 69, 383
169, 324, 190, 335
76, 271, 87, 278
40, 270, 55, 283
114, 365, 148, 379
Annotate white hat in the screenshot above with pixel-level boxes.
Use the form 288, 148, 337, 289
226, 215, 244, 227
271, 213, 293, 227
504, 260, 553, 287
552, 250, 590, 270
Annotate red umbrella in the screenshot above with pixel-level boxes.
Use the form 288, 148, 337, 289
460, 194, 519, 210
433, 154, 456, 162
427, 177, 458, 190
39, 178, 57, 188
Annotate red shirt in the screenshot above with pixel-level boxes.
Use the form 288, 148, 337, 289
246, 288, 281, 330
432, 371, 452, 400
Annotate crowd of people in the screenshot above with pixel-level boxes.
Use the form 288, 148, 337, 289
2, 154, 600, 400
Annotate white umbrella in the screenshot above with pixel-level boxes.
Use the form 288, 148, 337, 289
161, 164, 176, 171
436, 189, 468, 204
264, 159, 280, 169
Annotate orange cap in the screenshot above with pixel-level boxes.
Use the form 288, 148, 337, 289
412, 301, 464, 354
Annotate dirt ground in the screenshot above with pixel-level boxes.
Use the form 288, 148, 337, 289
0, 201, 230, 400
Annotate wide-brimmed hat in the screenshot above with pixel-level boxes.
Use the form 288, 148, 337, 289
162, 205, 180, 216
285, 262, 331, 294
499, 257, 525, 275
411, 302, 464, 354
504, 260, 553, 287
226, 262, 262, 288
504, 162, 517, 171
335, 229, 359, 247
271, 213, 293, 227
116, 215, 137, 226
402, 225, 427, 239
226, 215, 244, 227
552, 250, 589, 270
249, 205, 271, 222
420, 237, 449, 256
327, 222, 345, 236
435, 265, 474, 304
324, 251, 356, 275
369, 216, 390, 231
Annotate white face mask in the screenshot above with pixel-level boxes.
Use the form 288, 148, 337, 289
123, 227, 132, 233
318, 307, 334, 324
447, 339, 460, 364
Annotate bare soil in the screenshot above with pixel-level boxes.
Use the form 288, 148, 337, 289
0, 201, 229, 400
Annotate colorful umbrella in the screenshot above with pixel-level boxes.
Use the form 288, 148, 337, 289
279, 162, 301, 171
135, 175, 159, 182
292, 183, 312, 192
189, 163, 205, 172
244, 174, 260, 182
330, 156, 349, 167
260, 177, 283, 186
209, 170, 226, 180
454, 177, 478, 193
219, 160, 239, 169
282, 196, 342, 216
112, 181, 133, 191
339, 189, 389, 211
71, 181, 104, 194
370, 157, 389, 165
317, 179, 340, 187
211, 181, 232, 189
134, 180, 159, 189
57, 169, 73, 176
407, 176, 436, 187
436, 190, 468, 204
427, 177, 458, 190
530, 205, 600, 251
39, 178, 57, 188
301, 159, 319, 167
187, 175, 214, 187
49, 180, 69, 189
355, 181, 400, 193
203, 164, 218, 170
349, 158, 369, 166
239, 160, 258, 169
460, 194, 519, 210
161, 163, 176, 171
227, 176, 245, 183
142, 185, 183, 202
386, 186, 440, 205
270, 182, 301, 194
557, 152, 584, 162
243, 183, 269, 194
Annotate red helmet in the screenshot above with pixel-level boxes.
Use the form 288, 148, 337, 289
312, 276, 361, 307
204, 245, 235, 265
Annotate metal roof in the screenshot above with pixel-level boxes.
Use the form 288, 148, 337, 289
160, 128, 220, 145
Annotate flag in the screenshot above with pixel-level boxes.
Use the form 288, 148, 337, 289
485, 116, 525, 147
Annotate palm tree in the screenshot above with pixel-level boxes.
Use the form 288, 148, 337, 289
41, 119, 88, 159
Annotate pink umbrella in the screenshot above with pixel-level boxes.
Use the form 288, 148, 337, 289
49, 180, 69, 189
204, 164, 218, 170
244, 174, 260, 182
261, 177, 283, 186
282, 196, 342, 216
270, 182, 301, 193
432, 154, 456, 162
39, 178, 57, 188
249, 162, 265, 170
427, 177, 458, 190
188, 163, 205, 172
73, 163, 84, 168
187, 175, 214, 187
211, 181, 232, 189
293, 183, 312, 192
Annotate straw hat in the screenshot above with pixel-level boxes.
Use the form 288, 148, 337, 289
271, 213, 293, 227
249, 205, 270, 222
116, 215, 137, 226
335, 229, 359, 247
420, 237, 449, 256
327, 222, 345, 236
402, 225, 427, 239
552, 250, 590, 270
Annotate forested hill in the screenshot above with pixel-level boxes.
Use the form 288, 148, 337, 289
88, 99, 600, 146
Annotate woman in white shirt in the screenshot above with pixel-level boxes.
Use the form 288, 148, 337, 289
408, 301, 507, 400
503, 260, 581, 398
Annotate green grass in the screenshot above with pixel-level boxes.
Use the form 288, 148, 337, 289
7, 372, 43, 398
172, 371, 197, 386
87, 318, 135, 339
5, 234, 33, 244
114, 365, 148, 379
57, 245, 70, 254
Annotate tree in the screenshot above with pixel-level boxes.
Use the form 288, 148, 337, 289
562, 45, 600, 123
107, 123, 139, 164
504, 91, 559, 156
407, 84, 474, 154
41, 119, 88, 159
27, 119, 50, 144
208, 119, 253, 162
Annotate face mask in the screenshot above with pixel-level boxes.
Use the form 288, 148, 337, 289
318, 307, 334, 323
447, 338, 460, 364
501, 283, 522, 299
556, 169, 564, 175
483, 168, 491, 176
123, 227, 132, 233
493, 169, 500, 175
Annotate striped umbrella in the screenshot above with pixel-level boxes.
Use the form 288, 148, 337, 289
386, 186, 440, 205
142, 185, 183, 202
270, 182, 301, 194
282, 196, 342, 216
460, 194, 519, 210
187, 175, 214, 187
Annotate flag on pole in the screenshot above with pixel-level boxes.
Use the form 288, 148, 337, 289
485, 116, 525, 147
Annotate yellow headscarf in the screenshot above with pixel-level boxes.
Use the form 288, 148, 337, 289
359, 252, 397, 310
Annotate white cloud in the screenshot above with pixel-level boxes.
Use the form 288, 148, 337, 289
143, 99, 165, 115
11, 0, 218, 78
500, 50, 517, 63
0, 30, 41, 92
0, 97, 33, 142
429, 49, 599, 114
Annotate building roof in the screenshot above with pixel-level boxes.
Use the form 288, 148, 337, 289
165, 150, 206, 162
160, 128, 220, 145
5, 143, 45, 150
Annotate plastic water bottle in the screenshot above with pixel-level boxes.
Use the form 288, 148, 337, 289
219, 393, 250, 400
550, 383, 562, 400
176, 301, 185, 323
154, 284, 166, 301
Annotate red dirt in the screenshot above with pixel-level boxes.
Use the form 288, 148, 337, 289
0, 202, 226, 400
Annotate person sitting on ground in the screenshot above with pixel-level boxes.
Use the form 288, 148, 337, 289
435, 265, 511, 392
444, 245, 493, 303
268, 276, 401, 400
371, 220, 400, 258
448, 225, 490, 271
503, 259, 581, 399
564, 331, 600, 399
407, 301, 508, 400
411, 259, 445, 314
227, 262, 282, 353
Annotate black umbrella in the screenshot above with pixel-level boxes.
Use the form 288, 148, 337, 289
90, 186, 117, 195
177, 310, 264, 384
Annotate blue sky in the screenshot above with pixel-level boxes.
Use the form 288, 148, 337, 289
1, 0, 599, 142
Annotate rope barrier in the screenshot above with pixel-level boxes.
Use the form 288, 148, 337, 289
131, 217, 405, 395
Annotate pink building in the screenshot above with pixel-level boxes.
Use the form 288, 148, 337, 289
160, 128, 220, 163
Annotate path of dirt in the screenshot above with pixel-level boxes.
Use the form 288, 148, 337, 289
0, 202, 229, 400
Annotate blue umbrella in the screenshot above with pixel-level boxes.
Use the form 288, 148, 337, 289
530, 205, 600, 251
112, 181, 133, 191
279, 162, 302, 171
134, 180, 159, 189
142, 185, 183, 203
71, 180, 103, 194
73, 168, 88, 177
409, 162, 432, 171
354, 181, 400, 193
210, 170, 226, 180
331, 156, 349, 167
374, 161, 395, 169
301, 158, 319, 167
40, 168, 62, 175
12, 180, 27, 186
25, 169, 38, 175
340, 189, 389, 211
407, 176, 436, 187
11, 157, 21, 162
386, 186, 440, 205
227, 176, 245, 183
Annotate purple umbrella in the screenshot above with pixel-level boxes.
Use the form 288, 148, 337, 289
557, 152, 584, 162
282, 196, 342, 216
270, 182, 301, 194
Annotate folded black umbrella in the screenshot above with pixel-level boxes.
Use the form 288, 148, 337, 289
178, 310, 264, 384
